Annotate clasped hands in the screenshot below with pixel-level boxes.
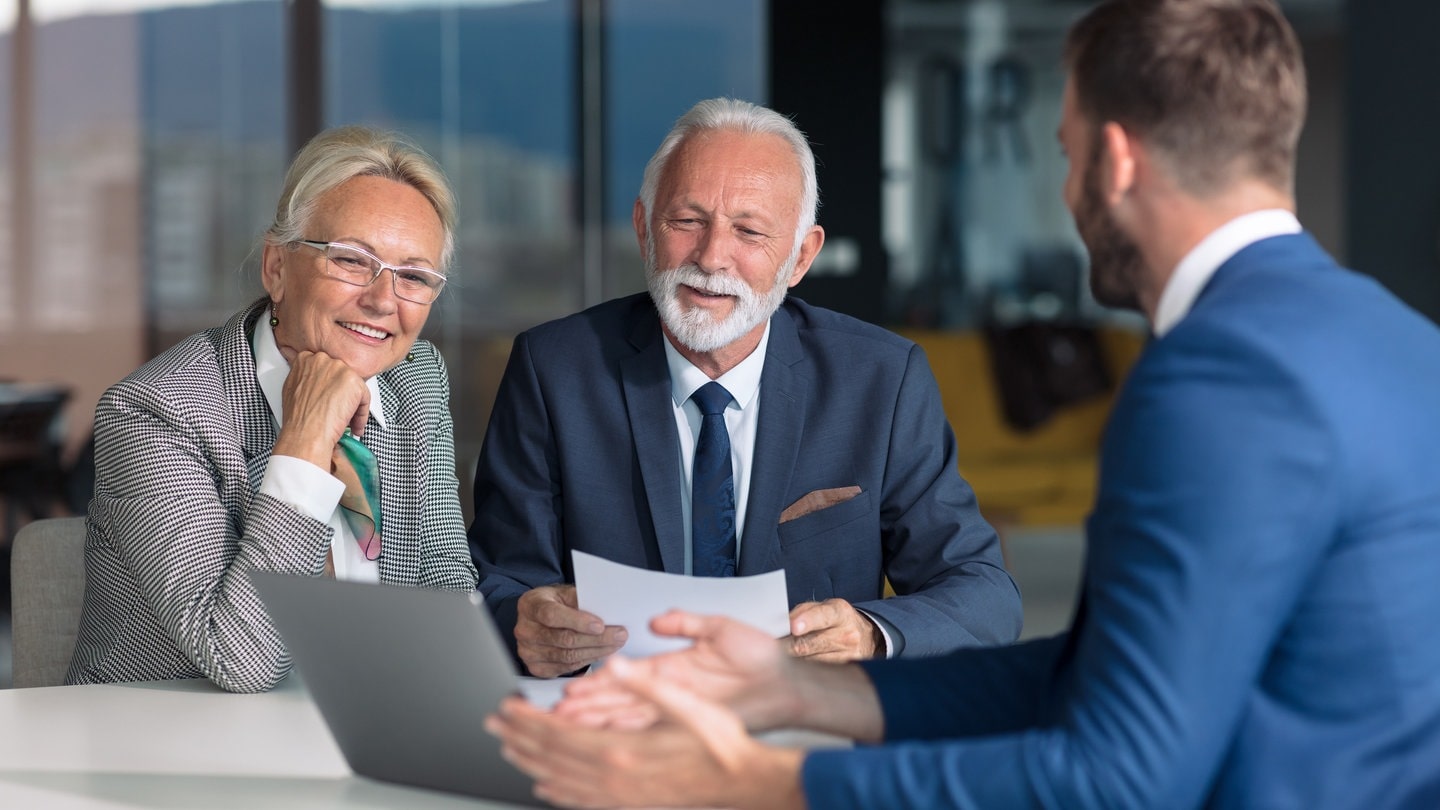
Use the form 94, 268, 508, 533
493, 591, 889, 808
514, 584, 885, 678
486, 610, 828, 810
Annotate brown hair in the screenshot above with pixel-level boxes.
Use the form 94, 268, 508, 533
1064, 0, 1306, 195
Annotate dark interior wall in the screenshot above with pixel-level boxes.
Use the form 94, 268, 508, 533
1346, 0, 1440, 324
1294, 30, 1345, 263
768, 0, 887, 323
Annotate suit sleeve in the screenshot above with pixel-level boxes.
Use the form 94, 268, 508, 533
800, 332, 1340, 807
417, 346, 480, 591
88, 380, 332, 694
852, 343, 1022, 655
469, 332, 567, 666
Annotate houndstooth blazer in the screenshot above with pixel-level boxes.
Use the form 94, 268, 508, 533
66, 300, 477, 693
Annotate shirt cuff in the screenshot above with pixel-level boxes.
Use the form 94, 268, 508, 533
856, 607, 899, 659
260, 454, 345, 523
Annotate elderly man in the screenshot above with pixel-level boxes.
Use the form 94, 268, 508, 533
469, 97, 1021, 677
487, 2, 1440, 808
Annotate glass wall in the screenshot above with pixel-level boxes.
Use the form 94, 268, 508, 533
321, 0, 580, 497
882, 0, 1344, 332
315, 0, 765, 502
884, 0, 1100, 331
144, 1, 288, 345
0, 0, 768, 518
603, 0, 766, 300
327, 0, 581, 331
3, 2, 163, 459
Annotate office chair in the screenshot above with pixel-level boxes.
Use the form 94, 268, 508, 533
10, 516, 87, 687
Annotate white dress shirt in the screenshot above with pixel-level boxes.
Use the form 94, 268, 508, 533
252, 315, 383, 583
1153, 209, 1302, 337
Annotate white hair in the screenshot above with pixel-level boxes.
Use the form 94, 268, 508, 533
638, 97, 819, 247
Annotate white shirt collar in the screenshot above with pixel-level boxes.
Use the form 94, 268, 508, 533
1152, 209, 1302, 337
663, 321, 770, 410
252, 310, 387, 429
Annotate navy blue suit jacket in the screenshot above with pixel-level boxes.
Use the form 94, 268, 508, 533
469, 294, 1021, 668
805, 234, 1440, 807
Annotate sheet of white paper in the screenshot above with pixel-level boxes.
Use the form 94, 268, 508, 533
572, 550, 791, 658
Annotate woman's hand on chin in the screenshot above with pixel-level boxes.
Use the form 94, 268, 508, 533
273, 350, 372, 468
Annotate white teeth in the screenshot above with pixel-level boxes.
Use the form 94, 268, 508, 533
341, 322, 389, 339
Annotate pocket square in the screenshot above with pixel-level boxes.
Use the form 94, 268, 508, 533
779, 486, 863, 523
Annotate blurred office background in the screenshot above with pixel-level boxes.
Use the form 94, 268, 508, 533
1, 0, 1432, 686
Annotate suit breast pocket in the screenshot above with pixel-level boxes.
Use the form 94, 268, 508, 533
776, 489, 874, 547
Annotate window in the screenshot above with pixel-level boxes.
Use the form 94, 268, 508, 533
1, 0, 768, 502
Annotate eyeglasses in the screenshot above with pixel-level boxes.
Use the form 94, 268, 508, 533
295, 240, 447, 305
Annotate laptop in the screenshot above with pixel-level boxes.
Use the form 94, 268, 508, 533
248, 571, 552, 807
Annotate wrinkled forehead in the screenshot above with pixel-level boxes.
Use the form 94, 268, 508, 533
308, 175, 446, 264
659, 130, 805, 220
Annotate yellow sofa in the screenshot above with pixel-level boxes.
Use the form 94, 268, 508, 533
899, 328, 1146, 529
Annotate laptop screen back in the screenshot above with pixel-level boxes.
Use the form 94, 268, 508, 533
249, 572, 548, 807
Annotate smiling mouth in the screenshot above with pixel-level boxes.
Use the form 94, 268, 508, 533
682, 284, 734, 300
340, 321, 391, 340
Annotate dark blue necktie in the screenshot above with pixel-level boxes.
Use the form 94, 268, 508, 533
691, 381, 737, 577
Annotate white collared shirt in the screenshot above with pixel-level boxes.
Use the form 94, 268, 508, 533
1153, 209, 1303, 337
253, 314, 384, 583
663, 323, 769, 576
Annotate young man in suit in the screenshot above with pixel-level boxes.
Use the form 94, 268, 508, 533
487, 1, 1440, 807
469, 97, 1022, 678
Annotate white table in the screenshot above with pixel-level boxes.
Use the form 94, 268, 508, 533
0, 676, 846, 808
0, 676, 523, 808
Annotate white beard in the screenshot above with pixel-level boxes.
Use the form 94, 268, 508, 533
646, 237, 798, 354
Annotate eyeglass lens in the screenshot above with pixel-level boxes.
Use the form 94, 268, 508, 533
321, 243, 445, 303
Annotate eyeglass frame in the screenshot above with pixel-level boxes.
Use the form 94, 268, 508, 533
293, 239, 448, 305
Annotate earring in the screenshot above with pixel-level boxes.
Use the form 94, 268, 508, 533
269, 302, 279, 328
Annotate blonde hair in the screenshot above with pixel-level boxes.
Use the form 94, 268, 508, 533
265, 125, 457, 269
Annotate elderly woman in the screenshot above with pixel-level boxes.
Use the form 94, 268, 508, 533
66, 126, 477, 693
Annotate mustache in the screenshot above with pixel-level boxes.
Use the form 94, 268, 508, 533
664, 265, 753, 299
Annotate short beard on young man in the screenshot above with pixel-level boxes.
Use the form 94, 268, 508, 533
1076, 140, 1146, 312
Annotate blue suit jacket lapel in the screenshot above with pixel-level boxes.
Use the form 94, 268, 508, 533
620, 307, 687, 573
738, 307, 807, 575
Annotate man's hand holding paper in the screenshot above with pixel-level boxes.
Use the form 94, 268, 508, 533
514, 583, 628, 678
